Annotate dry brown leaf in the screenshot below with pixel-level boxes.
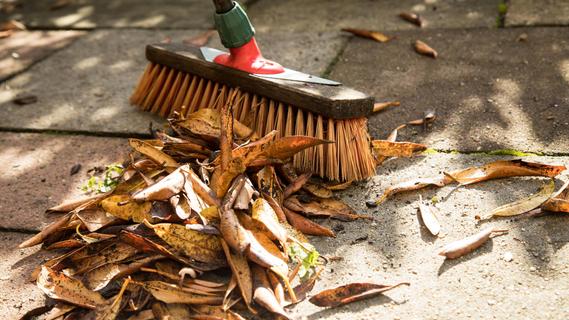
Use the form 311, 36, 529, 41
19, 213, 72, 248
0, 19, 26, 31
283, 172, 311, 199
234, 178, 257, 210
399, 12, 423, 27
373, 101, 400, 113
252, 198, 288, 244
176, 108, 255, 141
373, 177, 447, 205
76, 208, 117, 232
414, 40, 437, 58
183, 29, 216, 46
87, 277, 130, 320
66, 241, 138, 275
83, 256, 159, 291
283, 208, 335, 237
129, 139, 178, 171
284, 196, 371, 221
47, 193, 108, 213
372, 140, 427, 158
220, 240, 253, 308
478, 179, 555, 220
252, 265, 290, 320
303, 182, 333, 199
341, 28, 392, 43
309, 282, 409, 308
100, 195, 152, 223
37, 266, 106, 309
408, 109, 436, 126
439, 227, 508, 259
132, 280, 223, 305
542, 181, 569, 213
326, 180, 354, 191
443, 160, 566, 185
263, 136, 332, 160
145, 221, 224, 264
418, 195, 440, 236
132, 165, 188, 201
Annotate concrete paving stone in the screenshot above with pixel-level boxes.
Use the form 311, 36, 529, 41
0, 29, 345, 134
0, 132, 128, 231
3, 0, 228, 29
291, 153, 569, 319
247, 0, 501, 33
0, 30, 84, 81
0, 231, 56, 319
330, 27, 569, 153
506, 0, 569, 27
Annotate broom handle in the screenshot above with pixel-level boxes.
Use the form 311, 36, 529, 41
213, 0, 234, 13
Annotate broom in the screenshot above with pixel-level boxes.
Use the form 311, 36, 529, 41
130, 0, 376, 182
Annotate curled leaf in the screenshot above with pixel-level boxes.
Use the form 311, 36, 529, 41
414, 40, 437, 58
399, 12, 423, 26
129, 139, 178, 170
478, 179, 555, 220
439, 227, 508, 259
341, 28, 392, 43
418, 195, 440, 236
374, 177, 446, 205
264, 136, 332, 160
542, 181, 569, 213
372, 140, 427, 158
309, 282, 409, 308
283, 208, 335, 237
373, 100, 400, 113
443, 160, 565, 185
252, 265, 290, 319
132, 165, 188, 201
252, 198, 288, 244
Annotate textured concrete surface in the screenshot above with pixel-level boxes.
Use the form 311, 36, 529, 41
331, 27, 569, 153
0, 132, 128, 231
0, 29, 346, 134
292, 153, 569, 319
248, 0, 501, 33
506, 0, 569, 26
0, 31, 84, 81
0, 232, 53, 319
3, 0, 221, 29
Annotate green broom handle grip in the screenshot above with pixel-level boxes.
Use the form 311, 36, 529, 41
212, 0, 255, 48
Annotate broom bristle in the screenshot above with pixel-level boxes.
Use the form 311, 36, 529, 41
130, 63, 376, 181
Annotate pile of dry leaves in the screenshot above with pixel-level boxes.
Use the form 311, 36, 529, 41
18, 92, 411, 320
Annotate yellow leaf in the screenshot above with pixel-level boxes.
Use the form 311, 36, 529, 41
147, 222, 224, 264
372, 140, 427, 158
480, 179, 555, 220
37, 266, 106, 309
101, 195, 152, 223
129, 139, 178, 170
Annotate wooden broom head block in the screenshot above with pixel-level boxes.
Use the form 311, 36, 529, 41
145, 43, 374, 120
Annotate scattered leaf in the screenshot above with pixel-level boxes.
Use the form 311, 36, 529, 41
414, 40, 437, 58
478, 179, 555, 220
372, 140, 427, 158
444, 160, 565, 185
373, 177, 447, 205
439, 227, 508, 259
309, 282, 409, 307
341, 28, 392, 43
373, 100, 400, 113
399, 12, 423, 27
302, 182, 333, 199
541, 181, 569, 213
418, 195, 440, 236
13, 94, 38, 105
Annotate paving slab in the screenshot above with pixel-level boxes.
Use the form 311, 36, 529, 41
0, 132, 128, 231
0, 29, 345, 134
3, 0, 221, 29
0, 30, 84, 81
330, 27, 569, 153
506, 0, 569, 26
247, 0, 501, 33
291, 153, 569, 319
0, 231, 55, 319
